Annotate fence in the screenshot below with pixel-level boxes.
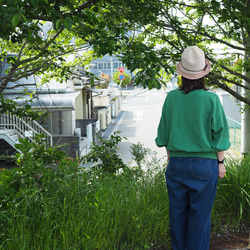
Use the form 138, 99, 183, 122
0, 112, 53, 147
227, 117, 241, 153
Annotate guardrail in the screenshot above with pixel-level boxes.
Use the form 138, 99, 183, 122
227, 117, 241, 153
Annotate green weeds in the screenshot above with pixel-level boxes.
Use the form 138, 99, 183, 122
0, 136, 249, 249
212, 156, 250, 231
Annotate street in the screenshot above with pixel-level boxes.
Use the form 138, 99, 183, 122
111, 88, 168, 166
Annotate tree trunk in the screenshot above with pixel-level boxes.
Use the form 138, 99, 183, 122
241, 31, 250, 156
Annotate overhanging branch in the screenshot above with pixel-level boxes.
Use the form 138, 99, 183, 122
207, 56, 250, 84
207, 75, 250, 105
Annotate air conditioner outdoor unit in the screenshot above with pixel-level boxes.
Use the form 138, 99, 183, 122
98, 108, 107, 130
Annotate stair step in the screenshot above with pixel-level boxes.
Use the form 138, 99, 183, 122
10, 135, 19, 142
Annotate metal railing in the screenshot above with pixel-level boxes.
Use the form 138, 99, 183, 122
0, 113, 53, 147
226, 117, 241, 153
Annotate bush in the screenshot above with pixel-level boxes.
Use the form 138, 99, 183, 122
81, 132, 128, 175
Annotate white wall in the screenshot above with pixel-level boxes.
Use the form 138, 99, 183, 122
74, 92, 84, 119
93, 96, 109, 107
216, 91, 241, 123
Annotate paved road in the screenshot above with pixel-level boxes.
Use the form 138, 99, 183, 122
106, 88, 168, 167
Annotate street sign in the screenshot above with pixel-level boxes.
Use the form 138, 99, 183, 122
118, 67, 125, 74
119, 74, 125, 81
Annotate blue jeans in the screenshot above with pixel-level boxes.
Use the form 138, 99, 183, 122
165, 157, 218, 250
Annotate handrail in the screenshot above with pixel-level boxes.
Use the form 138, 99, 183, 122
0, 113, 53, 147
226, 117, 241, 153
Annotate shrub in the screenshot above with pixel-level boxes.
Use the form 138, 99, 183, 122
81, 131, 128, 175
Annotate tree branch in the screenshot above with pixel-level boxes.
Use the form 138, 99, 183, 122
2, 83, 36, 89
207, 56, 250, 84
0, 41, 91, 93
207, 10, 243, 45
210, 73, 250, 91
207, 75, 250, 105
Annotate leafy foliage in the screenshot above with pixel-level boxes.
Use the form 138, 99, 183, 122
82, 131, 128, 175
0, 0, 161, 91
0, 134, 78, 211
1, 0, 250, 109
15, 134, 67, 168
0, 1, 250, 98
130, 142, 148, 171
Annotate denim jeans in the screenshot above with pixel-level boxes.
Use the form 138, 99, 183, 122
165, 157, 218, 250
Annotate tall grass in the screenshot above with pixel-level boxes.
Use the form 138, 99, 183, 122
212, 156, 250, 230
0, 165, 170, 249
1, 136, 249, 249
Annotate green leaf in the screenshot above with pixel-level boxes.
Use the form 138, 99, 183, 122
31, 0, 38, 7
63, 17, 73, 31
169, 66, 175, 75
129, 65, 138, 72
67, 1, 75, 11
11, 16, 20, 27
56, 19, 62, 30
154, 79, 161, 89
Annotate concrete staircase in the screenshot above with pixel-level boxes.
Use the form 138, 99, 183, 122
0, 113, 53, 155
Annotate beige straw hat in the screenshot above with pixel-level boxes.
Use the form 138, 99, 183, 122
177, 46, 211, 80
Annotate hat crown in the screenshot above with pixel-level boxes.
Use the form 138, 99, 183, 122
177, 45, 211, 80
181, 46, 206, 72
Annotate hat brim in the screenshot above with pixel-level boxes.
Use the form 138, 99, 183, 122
177, 58, 211, 80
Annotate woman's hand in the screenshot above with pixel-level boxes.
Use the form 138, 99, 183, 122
218, 163, 226, 178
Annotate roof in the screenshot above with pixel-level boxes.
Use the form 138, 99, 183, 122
83, 87, 103, 94
4, 91, 81, 109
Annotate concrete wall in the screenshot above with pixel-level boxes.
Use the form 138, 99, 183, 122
74, 92, 84, 119
76, 119, 98, 137
53, 135, 80, 158
216, 91, 241, 123
98, 105, 112, 130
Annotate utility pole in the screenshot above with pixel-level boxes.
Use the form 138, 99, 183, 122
110, 56, 114, 99
241, 35, 250, 157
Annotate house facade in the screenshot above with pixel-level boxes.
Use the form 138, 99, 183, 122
0, 66, 119, 162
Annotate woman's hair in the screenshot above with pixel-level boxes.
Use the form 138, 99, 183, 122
179, 76, 208, 94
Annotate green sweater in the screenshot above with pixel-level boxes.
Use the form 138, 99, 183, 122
155, 89, 231, 159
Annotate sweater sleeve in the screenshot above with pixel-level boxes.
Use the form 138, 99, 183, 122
155, 98, 168, 147
211, 97, 231, 152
